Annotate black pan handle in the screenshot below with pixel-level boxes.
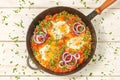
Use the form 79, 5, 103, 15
27, 56, 39, 70
87, 0, 116, 20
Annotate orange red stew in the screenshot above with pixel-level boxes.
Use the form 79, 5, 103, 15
31, 11, 92, 73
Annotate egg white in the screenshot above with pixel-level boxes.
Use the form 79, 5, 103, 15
51, 21, 70, 40
39, 44, 50, 60
67, 37, 85, 50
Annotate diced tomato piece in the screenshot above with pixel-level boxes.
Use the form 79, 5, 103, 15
40, 22, 44, 27
50, 23, 53, 28
38, 37, 43, 41
35, 27, 39, 32
52, 13, 58, 21
31, 43, 39, 51
45, 15, 50, 22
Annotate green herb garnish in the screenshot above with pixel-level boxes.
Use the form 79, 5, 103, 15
98, 54, 102, 61
15, 51, 19, 54
37, 31, 44, 35
36, 24, 42, 29
79, 27, 84, 32
109, 32, 112, 35
15, 76, 20, 80
33, 51, 38, 56
89, 72, 93, 76
86, 31, 90, 35
13, 68, 17, 73
28, 1, 34, 5
31, 38, 34, 43
14, 20, 24, 28
84, 47, 89, 59
50, 60, 55, 67
83, 36, 88, 41
48, 38, 53, 45
96, 0, 99, 3
76, 64, 79, 68
43, 20, 51, 28
55, 39, 59, 46
11, 36, 19, 42
56, 2, 59, 5
10, 61, 13, 64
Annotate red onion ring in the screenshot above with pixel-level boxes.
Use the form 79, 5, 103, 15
62, 52, 71, 63
76, 24, 86, 33
58, 60, 65, 68
72, 22, 86, 35
33, 30, 48, 44
64, 53, 73, 63
72, 22, 81, 32
73, 22, 81, 26
33, 34, 46, 44
59, 52, 80, 68
65, 55, 77, 66
74, 52, 80, 60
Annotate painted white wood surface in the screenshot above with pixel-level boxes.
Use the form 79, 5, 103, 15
1, 77, 120, 80
0, 42, 120, 76
0, 9, 120, 41
0, 0, 119, 8
0, 0, 120, 80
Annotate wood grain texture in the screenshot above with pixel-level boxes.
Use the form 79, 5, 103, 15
0, 77, 120, 80
0, 42, 120, 76
0, 9, 120, 41
0, 0, 120, 80
0, 0, 119, 8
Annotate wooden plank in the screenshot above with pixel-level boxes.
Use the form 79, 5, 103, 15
0, 42, 120, 76
0, 8, 120, 41
0, 0, 119, 79
0, 0, 119, 8
0, 77, 120, 80
91, 9, 120, 42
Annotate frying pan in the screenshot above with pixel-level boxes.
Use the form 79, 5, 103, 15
26, 0, 116, 75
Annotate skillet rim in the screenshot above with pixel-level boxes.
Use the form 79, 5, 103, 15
26, 6, 97, 75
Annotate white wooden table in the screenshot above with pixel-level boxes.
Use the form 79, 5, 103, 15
0, 0, 120, 80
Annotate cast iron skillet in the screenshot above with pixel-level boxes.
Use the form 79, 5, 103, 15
26, 0, 116, 75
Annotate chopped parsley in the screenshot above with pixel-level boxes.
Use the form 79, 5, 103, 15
15, 51, 19, 54
83, 36, 89, 41
98, 54, 102, 61
109, 32, 112, 35
89, 72, 93, 76
56, 2, 59, 5
13, 68, 17, 73
1, 15, 9, 25
11, 36, 19, 42
50, 60, 55, 67
36, 24, 42, 29
55, 39, 59, 46
28, 1, 34, 6
37, 78, 40, 80
80, 0, 87, 7
15, 43, 19, 47
86, 31, 90, 35
33, 51, 38, 56
76, 64, 79, 68
48, 38, 53, 45
10, 61, 13, 64
43, 20, 51, 28
37, 31, 44, 35
15, 76, 20, 80
14, 20, 24, 28
13, 7, 23, 13
31, 38, 34, 43
84, 47, 89, 59
95, 0, 99, 3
